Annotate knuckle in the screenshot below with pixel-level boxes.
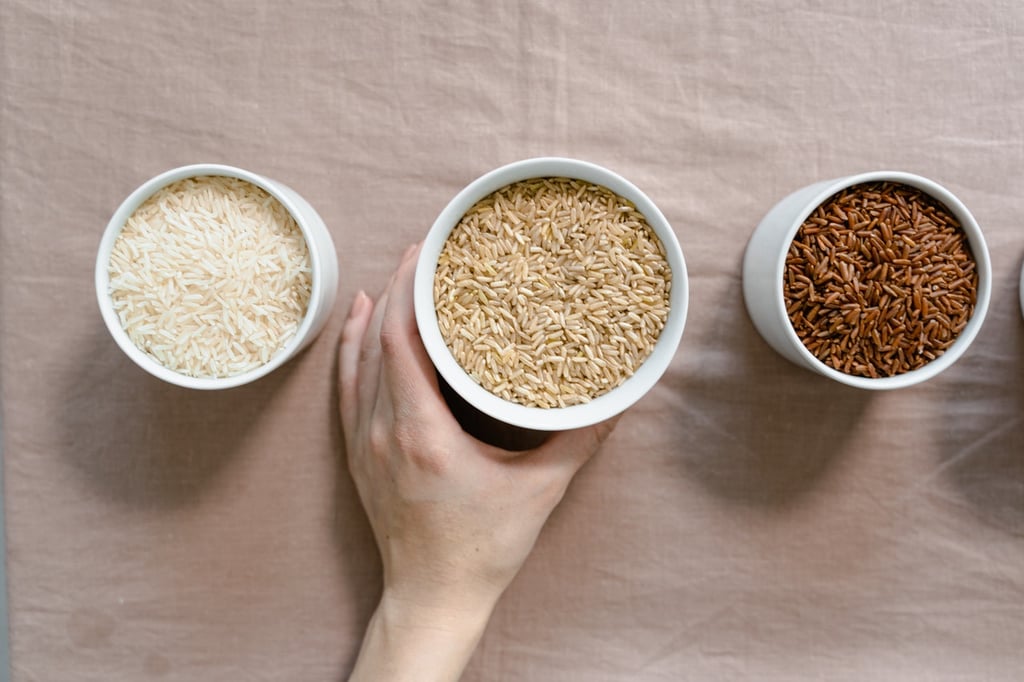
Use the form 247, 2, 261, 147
378, 327, 403, 358
367, 420, 391, 456
546, 478, 570, 506
401, 435, 450, 476
533, 473, 570, 510
358, 339, 376, 366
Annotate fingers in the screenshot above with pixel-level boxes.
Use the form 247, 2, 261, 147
339, 290, 375, 440
357, 285, 389, 416
357, 245, 415, 418
378, 243, 456, 427
529, 414, 621, 478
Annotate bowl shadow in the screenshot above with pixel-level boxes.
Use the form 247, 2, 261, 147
56, 322, 299, 510
933, 263, 1024, 536
438, 375, 550, 451
667, 275, 871, 509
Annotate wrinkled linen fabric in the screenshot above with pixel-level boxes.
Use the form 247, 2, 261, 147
1, 1, 1023, 679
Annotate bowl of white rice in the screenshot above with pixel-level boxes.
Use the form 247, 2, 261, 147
414, 157, 688, 431
95, 164, 338, 389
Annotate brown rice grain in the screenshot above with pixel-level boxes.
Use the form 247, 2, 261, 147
434, 177, 671, 408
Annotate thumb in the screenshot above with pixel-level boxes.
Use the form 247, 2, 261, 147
529, 414, 621, 478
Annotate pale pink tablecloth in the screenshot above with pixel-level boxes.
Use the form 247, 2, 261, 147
2, 1, 1023, 680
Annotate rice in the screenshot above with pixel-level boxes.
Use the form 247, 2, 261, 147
783, 181, 977, 378
434, 177, 672, 408
107, 175, 312, 378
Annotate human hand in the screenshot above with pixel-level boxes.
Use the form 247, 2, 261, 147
339, 243, 618, 681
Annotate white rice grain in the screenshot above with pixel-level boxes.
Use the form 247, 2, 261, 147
108, 176, 311, 378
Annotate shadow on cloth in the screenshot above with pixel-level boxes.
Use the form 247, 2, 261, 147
57, 322, 298, 509
934, 263, 1024, 536
666, 276, 870, 508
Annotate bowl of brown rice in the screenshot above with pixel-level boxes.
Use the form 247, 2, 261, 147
414, 157, 688, 430
742, 171, 991, 389
95, 164, 339, 389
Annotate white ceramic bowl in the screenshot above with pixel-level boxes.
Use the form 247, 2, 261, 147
742, 171, 991, 390
414, 157, 688, 431
95, 163, 339, 389
1020, 259, 1024, 320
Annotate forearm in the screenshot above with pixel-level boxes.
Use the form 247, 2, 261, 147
347, 592, 495, 682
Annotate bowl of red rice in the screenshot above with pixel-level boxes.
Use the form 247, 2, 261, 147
95, 164, 338, 389
742, 171, 991, 389
414, 157, 688, 431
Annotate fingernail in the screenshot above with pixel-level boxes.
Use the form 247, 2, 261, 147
348, 290, 369, 318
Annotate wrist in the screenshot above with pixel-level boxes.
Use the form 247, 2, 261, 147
377, 588, 496, 660
347, 590, 495, 682
381, 566, 506, 621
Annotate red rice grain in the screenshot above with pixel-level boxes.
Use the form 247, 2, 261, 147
783, 182, 977, 378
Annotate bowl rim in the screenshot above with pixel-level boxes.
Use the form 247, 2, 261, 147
769, 170, 992, 389
414, 156, 688, 430
94, 163, 324, 390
